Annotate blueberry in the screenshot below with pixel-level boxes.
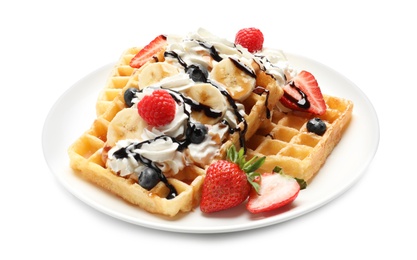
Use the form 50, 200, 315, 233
124, 88, 139, 107
187, 123, 208, 144
186, 64, 208, 82
307, 118, 327, 136
138, 167, 160, 190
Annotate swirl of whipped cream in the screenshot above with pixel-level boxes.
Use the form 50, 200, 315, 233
134, 137, 185, 177
185, 124, 229, 166
107, 137, 186, 178
255, 48, 297, 86
107, 139, 141, 177
167, 28, 297, 88
166, 28, 254, 70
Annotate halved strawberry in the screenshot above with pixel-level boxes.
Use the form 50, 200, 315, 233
129, 35, 167, 69
279, 70, 326, 115
246, 171, 300, 214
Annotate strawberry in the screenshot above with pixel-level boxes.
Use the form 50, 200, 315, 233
130, 34, 167, 68
279, 70, 326, 115
246, 168, 302, 214
137, 89, 176, 127
235, 27, 264, 53
200, 146, 265, 213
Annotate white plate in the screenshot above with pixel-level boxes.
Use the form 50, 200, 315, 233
42, 53, 379, 233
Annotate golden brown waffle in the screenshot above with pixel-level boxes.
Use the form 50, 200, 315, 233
95, 47, 141, 117
246, 95, 353, 182
68, 57, 282, 217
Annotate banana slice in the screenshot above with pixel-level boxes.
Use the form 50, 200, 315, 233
252, 60, 284, 110
182, 83, 227, 125
210, 57, 256, 101
137, 62, 180, 89
106, 107, 147, 147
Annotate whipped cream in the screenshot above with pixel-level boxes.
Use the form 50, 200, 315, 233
106, 28, 296, 182
166, 28, 296, 85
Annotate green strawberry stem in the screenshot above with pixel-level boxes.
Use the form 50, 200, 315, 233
273, 166, 307, 190
227, 145, 265, 194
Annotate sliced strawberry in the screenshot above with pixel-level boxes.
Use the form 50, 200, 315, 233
279, 70, 326, 115
129, 35, 167, 68
246, 172, 300, 214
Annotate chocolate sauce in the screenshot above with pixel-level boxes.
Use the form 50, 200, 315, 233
208, 80, 248, 150
113, 136, 178, 199
253, 86, 271, 119
167, 88, 223, 119
229, 57, 256, 78
285, 81, 310, 109
197, 40, 223, 62
114, 41, 277, 198
164, 51, 188, 68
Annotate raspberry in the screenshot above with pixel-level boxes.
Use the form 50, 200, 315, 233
137, 89, 176, 127
234, 27, 264, 53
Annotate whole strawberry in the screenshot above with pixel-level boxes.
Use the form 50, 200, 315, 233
235, 27, 264, 53
137, 89, 176, 127
200, 146, 265, 213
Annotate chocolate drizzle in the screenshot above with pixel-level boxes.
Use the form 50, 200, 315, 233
284, 81, 310, 109
253, 86, 271, 119
112, 38, 279, 199
229, 57, 256, 78
196, 40, 223, 62
112, 136, 179, 199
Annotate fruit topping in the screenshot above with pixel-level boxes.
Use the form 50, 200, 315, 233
138, 167, 160, 190
210, 57, 256, 101
124, 87, 140, 107
246, 167, 302, 214
307, 117, 327, 136
279, 70, 326, 115
186, 64, 209, 82
137, 89, 176, 127
200, 146, 265, 213
234, 27, 264, 53
186, 122, 208, 144
130, 35, 167, 69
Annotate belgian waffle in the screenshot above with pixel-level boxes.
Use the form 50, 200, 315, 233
68, 54, 282, 217
246, 95, 353, 182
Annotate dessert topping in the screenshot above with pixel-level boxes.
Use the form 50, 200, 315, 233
280, 70, 326, 115
235, 27, 264, 53
307, 117, 327, 136
130, 34, 167, 68
137, 89, 176, 127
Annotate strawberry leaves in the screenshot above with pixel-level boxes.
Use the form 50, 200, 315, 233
227, 145, 265, 194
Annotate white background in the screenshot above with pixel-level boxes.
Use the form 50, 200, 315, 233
1, 0, 415, 259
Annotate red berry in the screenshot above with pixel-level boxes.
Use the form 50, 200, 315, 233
200, 160, 251, 213
247, 172, 300, 214
137, 89, 176, 127
235, 27, 264, 53
280, 70, 326, 115
200, 146, 265, 213
130, 35, 167, 69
